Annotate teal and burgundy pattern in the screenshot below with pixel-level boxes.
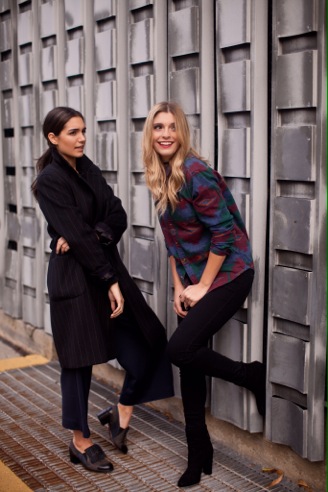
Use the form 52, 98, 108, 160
158, 156, 254, 291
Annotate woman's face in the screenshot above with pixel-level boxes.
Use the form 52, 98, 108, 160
48, 116, 86, 167
152, 112, 180, 162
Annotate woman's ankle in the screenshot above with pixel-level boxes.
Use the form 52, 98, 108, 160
72, 430, 93, 452
117, 403, 133, 428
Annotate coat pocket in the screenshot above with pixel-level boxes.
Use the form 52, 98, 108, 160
47, 253, 87, 301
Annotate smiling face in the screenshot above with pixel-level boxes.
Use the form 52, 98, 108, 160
48, 116, 86, 168
152, 111, 180, 162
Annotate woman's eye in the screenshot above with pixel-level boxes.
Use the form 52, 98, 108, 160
154, 124, 162, 130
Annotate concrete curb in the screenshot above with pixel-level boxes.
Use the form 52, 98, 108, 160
0, 461, 33, 492
0, 354, 49, 373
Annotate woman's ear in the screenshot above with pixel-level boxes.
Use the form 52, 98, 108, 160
48, 132, 57, 145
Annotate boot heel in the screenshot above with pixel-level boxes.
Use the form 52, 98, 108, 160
203, 458, 213, 475
69, 448, 80, 464
203, 446, 213, 475
97, 406, 112, 426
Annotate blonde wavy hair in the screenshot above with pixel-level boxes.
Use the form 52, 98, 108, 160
142, 101, 202, 215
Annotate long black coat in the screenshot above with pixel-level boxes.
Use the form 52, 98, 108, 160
36, 149, 169, 371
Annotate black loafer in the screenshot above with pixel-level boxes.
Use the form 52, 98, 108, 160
69, 441, 114, 473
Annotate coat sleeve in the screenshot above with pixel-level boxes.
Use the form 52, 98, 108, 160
37, 171, 118, 286
94, 175, 127, 246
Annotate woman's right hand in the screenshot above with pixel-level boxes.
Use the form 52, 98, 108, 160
169, 256, 189, 318
108, 282, 124, 318
173, 285, 189, 318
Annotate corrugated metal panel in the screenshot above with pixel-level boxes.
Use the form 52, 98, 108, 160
266, 0, 326, 461
0, 0, 325, 465
214, 0, 268, 433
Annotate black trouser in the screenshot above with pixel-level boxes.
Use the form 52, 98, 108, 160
61, 308, 160, 438
167, 269, 254, 429
61, 365, 93, 437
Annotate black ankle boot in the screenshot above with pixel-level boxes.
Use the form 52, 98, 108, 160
177, 426, 213, 488
243, 361, 266, 417
97, 405, 129, 454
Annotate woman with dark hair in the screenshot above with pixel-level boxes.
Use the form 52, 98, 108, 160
142, 101, 265, 488
32, 106, 173, 473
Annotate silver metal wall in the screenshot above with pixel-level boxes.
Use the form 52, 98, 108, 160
266, 0, 326, 461
0, 0, 326, 461
212, 0, 268, 434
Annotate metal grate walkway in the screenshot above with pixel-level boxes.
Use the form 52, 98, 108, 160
0, 361, 302, 491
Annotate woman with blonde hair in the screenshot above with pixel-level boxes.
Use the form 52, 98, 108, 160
143, 101, 265, 488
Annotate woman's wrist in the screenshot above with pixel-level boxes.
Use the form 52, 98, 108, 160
199, 279, 212, 289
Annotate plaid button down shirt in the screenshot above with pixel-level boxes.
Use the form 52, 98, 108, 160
158, 156, 254, 291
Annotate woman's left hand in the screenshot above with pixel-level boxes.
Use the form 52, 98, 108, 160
179, 283, 208, 310
56, 236, 70, 254
108, 282, 124, 318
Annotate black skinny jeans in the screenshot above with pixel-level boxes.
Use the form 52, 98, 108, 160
167, 269, 254, 429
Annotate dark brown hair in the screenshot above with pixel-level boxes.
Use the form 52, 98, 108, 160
31, 106, 84, 197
